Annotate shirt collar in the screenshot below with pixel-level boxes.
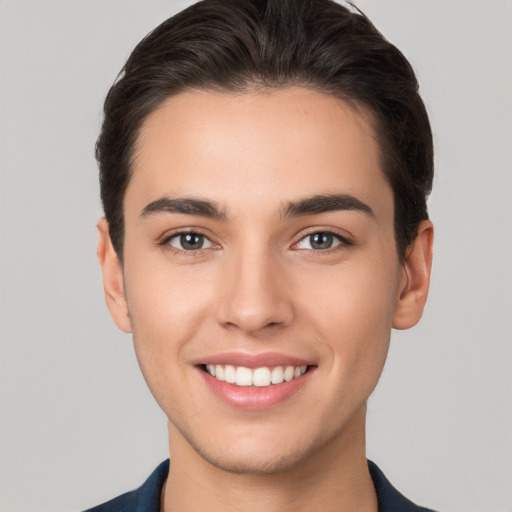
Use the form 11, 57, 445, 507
133, 459, 435, 512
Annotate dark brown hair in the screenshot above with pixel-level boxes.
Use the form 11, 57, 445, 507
96, 0, 433, 261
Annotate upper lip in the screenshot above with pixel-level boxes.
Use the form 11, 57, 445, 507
194, 352, 315, 369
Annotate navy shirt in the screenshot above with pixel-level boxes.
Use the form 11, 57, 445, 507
84, 459, 438, 512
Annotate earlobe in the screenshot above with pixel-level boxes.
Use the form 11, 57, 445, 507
392, 220, 434, 330
96, 218, 132, 333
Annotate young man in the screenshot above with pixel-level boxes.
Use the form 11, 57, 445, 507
90, 0, 435, 510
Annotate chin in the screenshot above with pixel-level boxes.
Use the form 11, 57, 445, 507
192, 439, 311, 475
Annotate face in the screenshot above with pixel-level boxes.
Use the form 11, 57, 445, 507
99, 87, 431, 474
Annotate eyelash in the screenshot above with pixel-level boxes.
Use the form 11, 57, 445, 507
293, 230, 353, 253
160, 229, 218, 256
159, 229, 353, 255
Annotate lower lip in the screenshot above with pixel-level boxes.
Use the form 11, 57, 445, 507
198, 367, 312, 410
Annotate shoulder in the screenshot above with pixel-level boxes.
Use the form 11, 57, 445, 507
83, 489, 139, 512
83, 460, 169, 512
368, 460, 439, 512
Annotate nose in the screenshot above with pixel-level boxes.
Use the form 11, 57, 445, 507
216, 245, 294, 336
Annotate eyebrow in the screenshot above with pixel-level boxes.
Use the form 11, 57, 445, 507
140, 193, 374, 221
281, 193, 375, 219
141, 197, 227, 220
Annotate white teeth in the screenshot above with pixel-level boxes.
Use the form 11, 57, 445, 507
283, 366, 295, 382
271, 366, 284, 384
253, 367, 271, 387
206, 364, 308, 387
224, 365, 236, 384
235, 366, 253, 386
215, 364, 224, 381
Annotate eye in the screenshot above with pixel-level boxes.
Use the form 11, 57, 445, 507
295, 231, 348, 251
166, 232, 215, 251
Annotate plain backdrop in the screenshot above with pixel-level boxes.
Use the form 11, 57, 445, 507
1, 1, 511, 511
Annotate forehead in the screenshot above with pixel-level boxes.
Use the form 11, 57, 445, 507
127, 87, 392, 221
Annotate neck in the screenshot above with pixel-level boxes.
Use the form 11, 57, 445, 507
161, 406, 377, 512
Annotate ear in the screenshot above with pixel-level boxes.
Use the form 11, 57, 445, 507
96, 218, 132, 333
392, 220, 434, 330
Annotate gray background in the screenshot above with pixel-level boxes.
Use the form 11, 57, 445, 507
1, 1, 511, 511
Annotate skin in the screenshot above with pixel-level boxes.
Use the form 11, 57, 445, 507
97, 87, 433, 512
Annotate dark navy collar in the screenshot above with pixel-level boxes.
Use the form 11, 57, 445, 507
367, 460, 437, 512
83, 460, 168, 512
84, 459, 437, 512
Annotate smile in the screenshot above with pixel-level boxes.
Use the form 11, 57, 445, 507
205, 364, 308, 387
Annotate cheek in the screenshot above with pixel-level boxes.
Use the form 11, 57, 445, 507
298, 253, 399, 372
126, 250, 216, 323
122, 258, 215, 395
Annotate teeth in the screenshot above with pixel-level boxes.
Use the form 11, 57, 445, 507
235, 366, 253, 386
205, 364, 308, 387
283, 366, 295, 382
271, 366, 284, 384
253, 367, 271, 387
224, 365, 236, 384
215, 364, 224, 381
